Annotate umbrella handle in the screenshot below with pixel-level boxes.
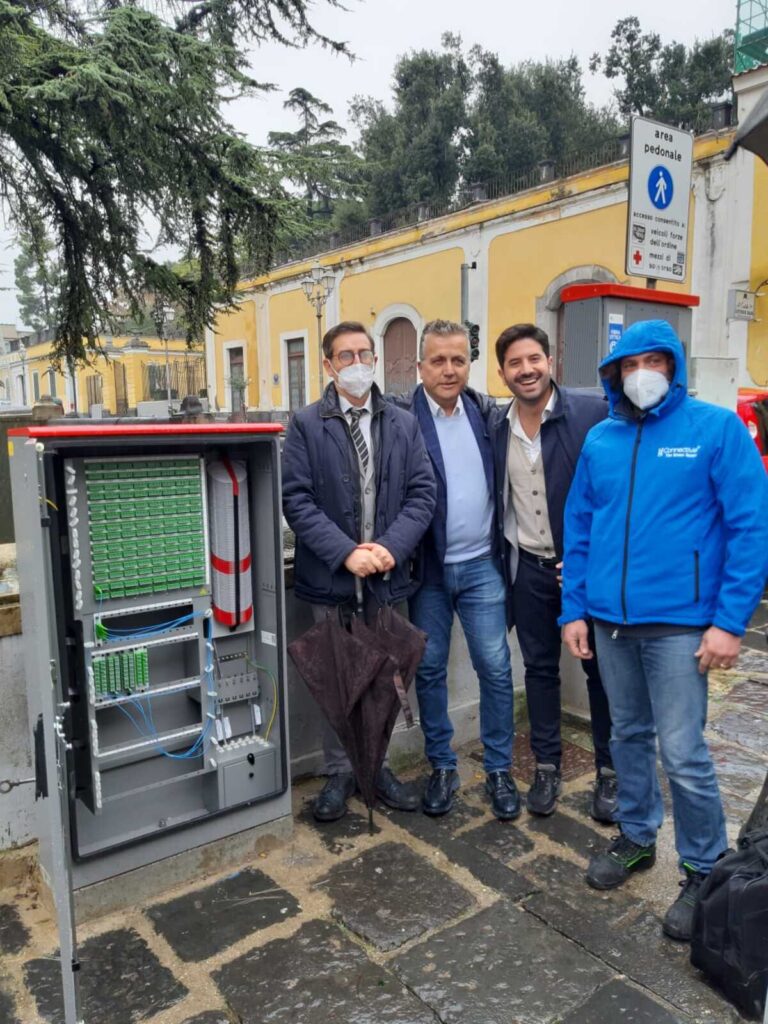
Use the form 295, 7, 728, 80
355, 576, 364, 617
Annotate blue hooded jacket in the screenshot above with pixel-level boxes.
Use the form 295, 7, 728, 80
560, 320, 768, 635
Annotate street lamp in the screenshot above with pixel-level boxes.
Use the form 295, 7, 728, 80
300, 263, 335, 398
152, 300, 176, 412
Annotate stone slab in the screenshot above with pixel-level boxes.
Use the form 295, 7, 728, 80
724, 678, 768, 714
440, 835, 538, 902
379, 793, 484, 846
0, 978, 20, 1024
710, 710, 768, 754
316, 841, 474, 951
392, 900, 611, 1024
146, 866, 301, 962
24, 928, 187, 1024
708, 739, 768, 798
525, 811, 606, 860
520, 854, 639, 924
180, 1012, 232, 1024
297, 802, 381, 855
0, 903, 29, 955
458, 819, 535, 862
213, 919, 438, 1024
524, 894, 740, 1021
560, 979, 690, 1023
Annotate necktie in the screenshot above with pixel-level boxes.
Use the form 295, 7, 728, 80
347, 408, 369, 473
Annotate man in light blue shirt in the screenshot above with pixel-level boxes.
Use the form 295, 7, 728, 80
407, 320, 518, 820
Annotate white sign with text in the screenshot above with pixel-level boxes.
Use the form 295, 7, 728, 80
626, 116, 694, 283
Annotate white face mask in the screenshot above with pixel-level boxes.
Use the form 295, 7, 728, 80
623, 368, 670, 410
335, 362, 375, 400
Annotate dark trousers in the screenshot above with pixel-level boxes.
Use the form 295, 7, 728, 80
512, 552, 612, 771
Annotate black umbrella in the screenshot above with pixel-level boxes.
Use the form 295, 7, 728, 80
725, 87, 768, 165
288, 601, 425, 831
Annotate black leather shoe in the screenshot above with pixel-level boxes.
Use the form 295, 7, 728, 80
422, 768, 460, 816
313, 773, 356, 822
375, 766, 419, 811
485, 771, 522, 821
591, 767, 618, 824
526, 763, 562, 816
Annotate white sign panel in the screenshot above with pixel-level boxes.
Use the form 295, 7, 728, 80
626, 116, 694, 283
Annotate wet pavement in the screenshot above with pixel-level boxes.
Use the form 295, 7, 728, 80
1, 602, 767, 1024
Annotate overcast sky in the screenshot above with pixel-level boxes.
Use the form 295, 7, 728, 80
0, 0, 736, 325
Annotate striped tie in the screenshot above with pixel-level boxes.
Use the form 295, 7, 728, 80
347, 408, 369, 473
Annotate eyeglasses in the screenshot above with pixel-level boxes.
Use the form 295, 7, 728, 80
335, 349, 375, 366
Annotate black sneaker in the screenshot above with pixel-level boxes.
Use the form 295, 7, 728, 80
662, 864, 707, 941
591, 767, 618, 824
526, 763, 561, 816
586, 833, 656, 890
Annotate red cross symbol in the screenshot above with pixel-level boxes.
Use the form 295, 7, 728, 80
633, 250, 643, 266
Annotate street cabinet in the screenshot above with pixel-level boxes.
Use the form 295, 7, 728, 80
559, 283, 699, 387
9, 423, 291, 893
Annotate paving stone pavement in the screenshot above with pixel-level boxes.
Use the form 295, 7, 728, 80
1, 632, 767, 1024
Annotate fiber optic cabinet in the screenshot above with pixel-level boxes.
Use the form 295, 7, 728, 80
9, 423, 291, 891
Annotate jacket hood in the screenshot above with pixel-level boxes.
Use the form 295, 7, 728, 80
598, 319, 686, 416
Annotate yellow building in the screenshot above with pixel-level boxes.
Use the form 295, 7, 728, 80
211, 115, 766, 413
0, 331, 205, 415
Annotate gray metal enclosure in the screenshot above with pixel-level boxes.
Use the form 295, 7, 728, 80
560, 287, 694, 388
10, 423, 291, 893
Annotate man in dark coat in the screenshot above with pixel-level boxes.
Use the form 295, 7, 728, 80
283, 320, 436, 822
491, 323, 616, 822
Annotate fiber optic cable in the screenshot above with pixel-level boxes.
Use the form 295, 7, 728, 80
245, 655, 279, 741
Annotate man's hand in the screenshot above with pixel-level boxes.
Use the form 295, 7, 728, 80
695, 626, 741, 674
562, 619, 594, 660
358, 542, 396, 572
344, 546, 387, 577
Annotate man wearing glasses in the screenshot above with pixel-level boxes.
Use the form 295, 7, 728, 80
283, 320, 436, 822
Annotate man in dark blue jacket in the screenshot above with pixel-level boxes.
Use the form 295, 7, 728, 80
406, 319, 518, 821
561, 320, 768, 941
490, 323, 616, 823
283, 321, 436, 822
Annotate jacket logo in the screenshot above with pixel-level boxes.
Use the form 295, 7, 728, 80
657, 446, 700, 459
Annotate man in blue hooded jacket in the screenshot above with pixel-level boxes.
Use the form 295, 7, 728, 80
560, 319, 768, 942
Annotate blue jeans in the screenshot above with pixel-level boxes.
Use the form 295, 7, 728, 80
409, 556, 514, 774
594, 623, 727, 873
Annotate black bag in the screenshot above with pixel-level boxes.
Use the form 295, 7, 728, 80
690, 829, 768, 1020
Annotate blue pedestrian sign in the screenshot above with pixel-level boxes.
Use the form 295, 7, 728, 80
648, 165, 673, 210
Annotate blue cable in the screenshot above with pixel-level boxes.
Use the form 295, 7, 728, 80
109, 613, 216, 761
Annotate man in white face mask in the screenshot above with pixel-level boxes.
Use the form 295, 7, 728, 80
559, 319, 768, 943
283, 321, 436, 822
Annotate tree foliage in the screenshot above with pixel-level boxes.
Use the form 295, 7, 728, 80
268, 87, 362, 221
589, 17, 733, 129
1, 0, 346, 365
349, 34, 619, 221
14, 219, 61, 332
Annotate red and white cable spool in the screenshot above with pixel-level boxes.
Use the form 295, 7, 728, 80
207, 457, 253, 628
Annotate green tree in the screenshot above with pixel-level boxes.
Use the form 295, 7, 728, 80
14, 223, 61, 332
590, 17, 733, 129
268, 88, 362, 221
1, 0, 347, 365
352, 33, 471, 217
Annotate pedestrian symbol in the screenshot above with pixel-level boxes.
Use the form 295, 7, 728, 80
648, 165, 673, 210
